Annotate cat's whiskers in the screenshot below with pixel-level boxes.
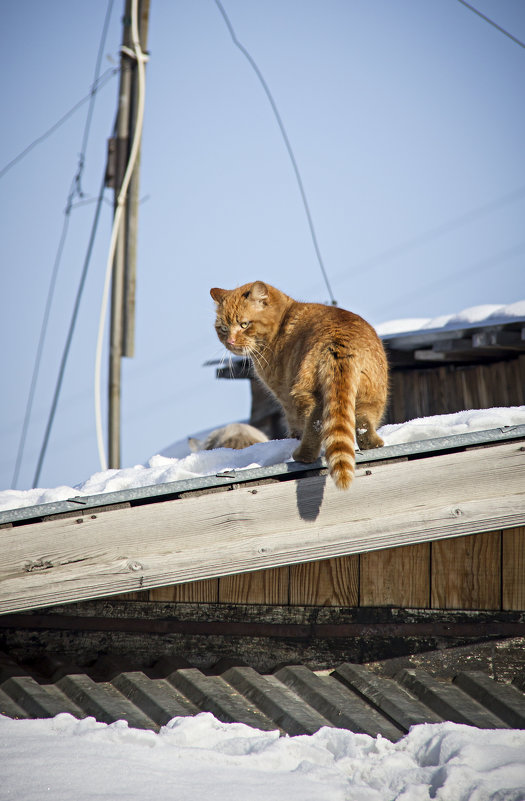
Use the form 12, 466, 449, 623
218, 351, 228, 371
249, 344, 269, 371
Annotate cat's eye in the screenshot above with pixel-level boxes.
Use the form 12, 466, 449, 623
239, 321, 251, 329
219, 324, 229, 334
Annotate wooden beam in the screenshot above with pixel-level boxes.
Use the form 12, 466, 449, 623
473, 329, 525, 351
1, 442, 524, 614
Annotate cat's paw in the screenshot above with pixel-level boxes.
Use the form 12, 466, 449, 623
292, 445, 319, 463
357, 430, 384, 450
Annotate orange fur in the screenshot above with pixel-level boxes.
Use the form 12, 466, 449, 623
210, 281, 388, 489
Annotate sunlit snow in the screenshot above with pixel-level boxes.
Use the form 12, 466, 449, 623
2, 713, 525, 801
1, 406, 524, 513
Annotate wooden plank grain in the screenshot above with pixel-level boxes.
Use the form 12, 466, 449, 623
360, 543, 430, 608
431, 531, 501, 610
219, 568, 289, 605
502, 527, 525, 611
149, 579, 219, 603
289, 557, 359, 606
0, 442, 524, 614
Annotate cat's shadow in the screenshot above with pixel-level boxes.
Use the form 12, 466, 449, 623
291, 463, 326, 521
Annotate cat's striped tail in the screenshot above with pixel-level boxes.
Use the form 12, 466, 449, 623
321, 352, 358, 490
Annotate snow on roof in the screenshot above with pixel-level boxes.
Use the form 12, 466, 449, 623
1, 406, 524, 514
376, 299, 525, 337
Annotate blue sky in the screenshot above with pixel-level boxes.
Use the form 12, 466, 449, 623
1, 0, 524, 491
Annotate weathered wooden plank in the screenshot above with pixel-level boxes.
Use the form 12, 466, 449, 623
289, 557, 359, 606
431, 531, 501, 610
0, 442, 524, 614
502, 527, 525, 611
219, 568, 288, 605
360, 543, 430, 608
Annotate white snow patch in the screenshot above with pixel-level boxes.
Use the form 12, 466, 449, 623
379, 406, 525, 446
376, 299, 525, 336
1, 714, 525, 801
1, 407, 524, 513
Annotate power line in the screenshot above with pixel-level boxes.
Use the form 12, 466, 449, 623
334, 184, 525, 287
213, 0, 337, 306
374, 240, 525, 320
11, 205, 72, 488
0, 66, 118, 182
11, 1, 116, 488
77, 0, 116, 198
456, 0, 525, 50
32, 174, 108, 488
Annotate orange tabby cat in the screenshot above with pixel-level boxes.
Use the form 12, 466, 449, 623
210, 281, 388, 489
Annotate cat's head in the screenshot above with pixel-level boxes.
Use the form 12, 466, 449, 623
210, 281, 286, 357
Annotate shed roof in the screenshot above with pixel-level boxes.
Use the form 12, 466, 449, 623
1, 425, 524, 616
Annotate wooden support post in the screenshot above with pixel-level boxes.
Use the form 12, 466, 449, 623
108, 0, 149, 467
123, 0, 150, 357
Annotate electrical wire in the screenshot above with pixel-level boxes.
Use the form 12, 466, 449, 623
32, 174, 108, 488
333, 184, 525, 288
12, 204, 72, 488
373, 240, 525, 320
0, 67, 117, 182
456, 0, 525, 50
94, 0, 148, 472
213, 0, 337, 306
12, 1, 116, 489
76, 0, 116, 198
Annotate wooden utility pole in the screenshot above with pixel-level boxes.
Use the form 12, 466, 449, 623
107, 0, 150, 468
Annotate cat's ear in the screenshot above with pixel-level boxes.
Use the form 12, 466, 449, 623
210, 287, 226, 304
248, 281, 269, 307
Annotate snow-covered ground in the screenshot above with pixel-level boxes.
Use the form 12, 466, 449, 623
1, 406, 524, 513
1, 713, 525, 801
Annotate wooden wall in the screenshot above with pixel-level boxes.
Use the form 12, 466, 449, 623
384, 355, 525, 425
250, 355, 525, 436
118, 526, 525, 611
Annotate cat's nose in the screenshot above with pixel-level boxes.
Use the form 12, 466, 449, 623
227, 336, 236, 346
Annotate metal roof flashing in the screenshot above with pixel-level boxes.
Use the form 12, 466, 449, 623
1, 424, 524, 527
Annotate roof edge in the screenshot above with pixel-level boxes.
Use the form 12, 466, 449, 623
1, 424, 524, 527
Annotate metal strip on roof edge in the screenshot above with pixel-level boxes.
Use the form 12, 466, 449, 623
1, 424, 524, 527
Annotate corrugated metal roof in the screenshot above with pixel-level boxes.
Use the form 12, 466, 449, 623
1, 647, 525, 738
